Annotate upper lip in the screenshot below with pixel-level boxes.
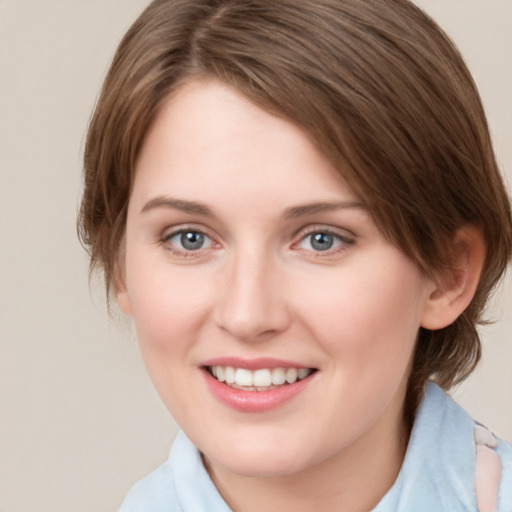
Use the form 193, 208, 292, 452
201, 357, 314, 371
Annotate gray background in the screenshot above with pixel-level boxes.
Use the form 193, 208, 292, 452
0, 1, 510, 510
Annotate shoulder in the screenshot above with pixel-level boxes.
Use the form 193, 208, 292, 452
375, 383, 512, 511
494, 430, 512, 509
116, 431, 232, 512
117, 459, 179, 512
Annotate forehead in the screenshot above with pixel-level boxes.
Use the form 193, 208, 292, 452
132, 79, 361, 212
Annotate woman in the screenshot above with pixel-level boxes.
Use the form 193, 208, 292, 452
79, 0, 512, 510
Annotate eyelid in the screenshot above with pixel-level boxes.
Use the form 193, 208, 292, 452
293, 223, 355, 241
291, 225, 355, 255
160, 223, 221, 257
161, 221, 215, 238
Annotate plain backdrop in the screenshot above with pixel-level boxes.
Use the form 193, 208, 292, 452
0, 1, 510, 511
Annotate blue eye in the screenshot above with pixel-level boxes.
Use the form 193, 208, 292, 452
167, 230, 213, 252
298, 231, 349, 253
309, 232, 335, 251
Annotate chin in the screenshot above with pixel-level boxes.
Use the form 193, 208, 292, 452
208, 451, 310, 479
201, 431, 323, 479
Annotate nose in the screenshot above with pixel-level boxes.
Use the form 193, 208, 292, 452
213, 249, 291, 342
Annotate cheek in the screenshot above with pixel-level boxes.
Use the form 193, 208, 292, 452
296, 258, 426, 370
126, 270, 214, 414
132, 286, 207, 348
124, 255, 214, 361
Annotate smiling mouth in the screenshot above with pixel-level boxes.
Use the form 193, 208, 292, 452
206, 365, 316, 391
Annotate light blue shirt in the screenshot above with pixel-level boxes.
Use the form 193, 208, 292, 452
118, 383, 512, 511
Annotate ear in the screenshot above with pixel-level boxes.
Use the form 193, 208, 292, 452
421, 226, 486, 330
116, 283, 133, 317
113, 256, 133, 317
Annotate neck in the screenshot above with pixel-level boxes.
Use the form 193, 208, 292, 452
205, 397, 409, 512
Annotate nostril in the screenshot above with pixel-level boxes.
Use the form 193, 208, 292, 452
213, 263, 291, 340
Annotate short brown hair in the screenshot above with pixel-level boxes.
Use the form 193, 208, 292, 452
79, 0, 512, 411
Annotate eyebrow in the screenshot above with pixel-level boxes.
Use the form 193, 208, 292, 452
141, 196, 215, 217
283, 200, 366, 218
140, 196, 365, 218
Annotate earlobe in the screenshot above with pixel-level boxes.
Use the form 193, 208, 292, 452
116, 285, 133, 317
114, 260, 133, 317
421, 226, 486, 330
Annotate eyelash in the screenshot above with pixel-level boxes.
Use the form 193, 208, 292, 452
293, 227, 354, 257
160, 225, 355, 258
160, 226, 217, 258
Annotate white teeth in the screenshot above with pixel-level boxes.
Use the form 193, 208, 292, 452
285, 368, 298, 384
235, 368, 253, 386
225, 366, 236, 384
209, 365, 313, 389
271, 368, 286, 385
297, 368, 310, 380
253, 369, 272, 387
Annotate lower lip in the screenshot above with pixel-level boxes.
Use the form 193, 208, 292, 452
202, 370, 314, 413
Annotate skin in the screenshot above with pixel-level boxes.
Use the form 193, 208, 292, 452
117, 79, 447, 511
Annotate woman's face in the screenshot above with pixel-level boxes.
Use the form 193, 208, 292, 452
118, 79, 436, 478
